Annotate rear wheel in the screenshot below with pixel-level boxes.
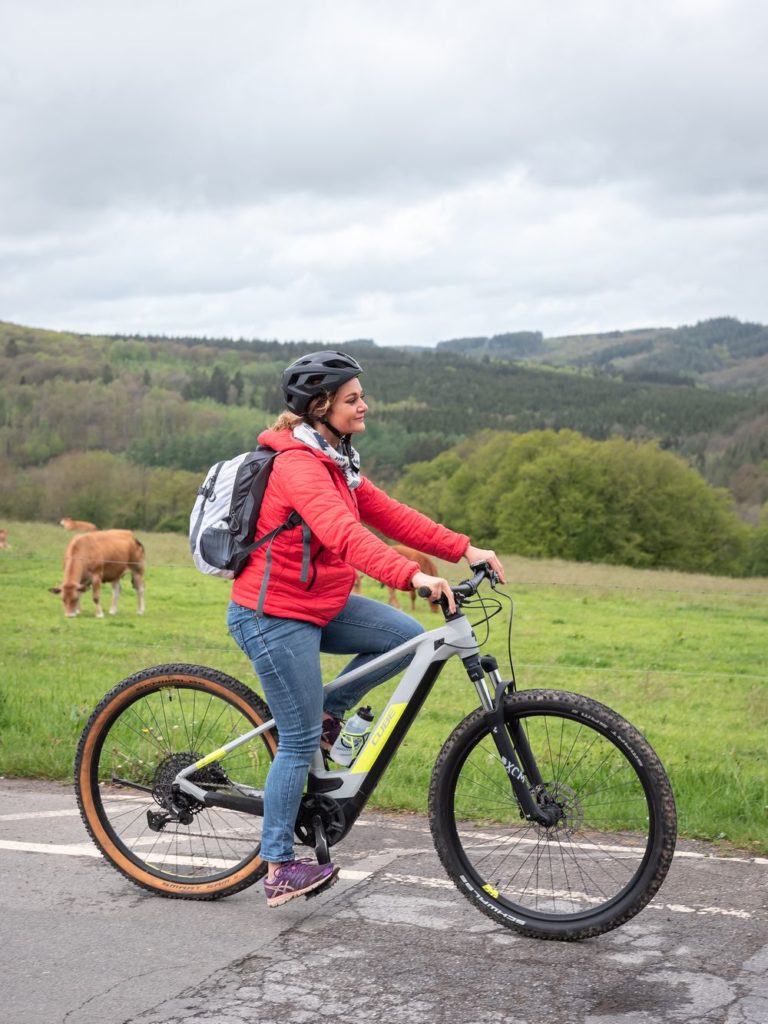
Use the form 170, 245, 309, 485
429, 689, 677, 940
75, 664, 277, 899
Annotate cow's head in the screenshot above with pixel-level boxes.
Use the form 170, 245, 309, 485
49, 582, 87, 616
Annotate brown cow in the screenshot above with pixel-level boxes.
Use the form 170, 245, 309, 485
60, 517, 98, 532
387, 544, 440, 613
49, 529, 145, 618
0, 528, 8, 550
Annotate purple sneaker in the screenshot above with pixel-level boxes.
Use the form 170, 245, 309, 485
264, 859, 339, 908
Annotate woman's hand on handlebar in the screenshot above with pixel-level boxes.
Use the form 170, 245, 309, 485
411, 571, 456, 614
464, 543, 506, 584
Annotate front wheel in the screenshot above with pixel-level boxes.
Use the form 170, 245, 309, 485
429, 689, 677, 940
75, 664, 278, 899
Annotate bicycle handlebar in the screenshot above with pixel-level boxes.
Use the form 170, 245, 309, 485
417, 561, 498, 611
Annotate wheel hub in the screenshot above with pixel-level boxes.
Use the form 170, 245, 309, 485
151, 751, 230, 818
533, 781, 584, 838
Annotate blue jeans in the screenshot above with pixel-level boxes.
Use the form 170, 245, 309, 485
227, 595, 424, 863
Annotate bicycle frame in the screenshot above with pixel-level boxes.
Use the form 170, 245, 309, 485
75, 557, 676, 934
175, 597, 556, 841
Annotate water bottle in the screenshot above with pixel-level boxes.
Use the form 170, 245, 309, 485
329, 706, 374, 766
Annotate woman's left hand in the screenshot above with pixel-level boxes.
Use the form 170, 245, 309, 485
464, 544, 507, 584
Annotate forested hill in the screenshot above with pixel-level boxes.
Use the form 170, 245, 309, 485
435, 316, 768, 392
1, 318, 767, 528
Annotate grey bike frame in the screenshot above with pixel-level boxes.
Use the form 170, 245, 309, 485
175, 590, 559, 829
176, 610, 496, 805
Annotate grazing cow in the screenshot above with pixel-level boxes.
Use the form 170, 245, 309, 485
387, 544, 440, 613
60, 517, 98, 532
352, 571, 364, 594
49, 529, 145, 618
0, 528, 8, 550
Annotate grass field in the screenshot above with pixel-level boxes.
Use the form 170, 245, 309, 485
1, 519, 766, 853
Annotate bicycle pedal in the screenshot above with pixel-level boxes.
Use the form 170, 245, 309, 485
305, 867, 340, 900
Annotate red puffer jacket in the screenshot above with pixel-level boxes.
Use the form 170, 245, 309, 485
230, 428, 470, 625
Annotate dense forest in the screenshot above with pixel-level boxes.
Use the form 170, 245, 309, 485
1, 318, 767, 573
437, 316, 768, 392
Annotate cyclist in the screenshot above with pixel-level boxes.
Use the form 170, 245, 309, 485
227, 350, 506, 907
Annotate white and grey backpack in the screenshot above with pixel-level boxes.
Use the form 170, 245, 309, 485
189, 447, 309, 610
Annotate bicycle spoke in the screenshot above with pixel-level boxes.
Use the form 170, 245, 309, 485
76, 667, 277, 896
432, 690, 675, 937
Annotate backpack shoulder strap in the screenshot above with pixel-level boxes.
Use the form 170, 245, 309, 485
250, 514, 311, 615
237, 448, 313, 614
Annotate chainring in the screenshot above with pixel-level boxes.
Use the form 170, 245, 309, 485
295, 795, 347, 848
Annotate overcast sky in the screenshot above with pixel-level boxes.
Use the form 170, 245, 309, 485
1, 1, 766, 346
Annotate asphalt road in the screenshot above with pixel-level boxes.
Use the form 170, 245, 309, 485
1, 778, 766, 1024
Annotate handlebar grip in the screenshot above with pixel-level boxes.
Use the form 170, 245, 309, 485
417, 562, 492, 606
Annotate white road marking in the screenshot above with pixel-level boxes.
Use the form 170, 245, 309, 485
378, 873, 753, 919
2, 807, 767, 865
0, 809, 83, 821
354, 818, 768, 865
0, 839, 755, 919
0, 839, 99, 857
0, 840, 375, 875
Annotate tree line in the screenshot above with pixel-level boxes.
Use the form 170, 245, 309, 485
394, 430, 768, 577
439, 317, 768, 388
1, 321, 767, 574
1, 428, 766, 577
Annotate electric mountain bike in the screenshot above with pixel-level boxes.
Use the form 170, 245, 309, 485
74, 563, 677, 941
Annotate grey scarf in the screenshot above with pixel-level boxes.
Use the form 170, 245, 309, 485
293, 422, 362, 491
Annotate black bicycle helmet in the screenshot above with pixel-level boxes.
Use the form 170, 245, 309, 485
281, 350, 363, 415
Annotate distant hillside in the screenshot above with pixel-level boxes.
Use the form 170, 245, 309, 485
436, 331, 545, 359
1, 319, 767, 527
436, 317, 768, 392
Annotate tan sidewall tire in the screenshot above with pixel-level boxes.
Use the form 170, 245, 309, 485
76, 666, 277, 899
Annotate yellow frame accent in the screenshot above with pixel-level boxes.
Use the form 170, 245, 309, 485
194, 747, 227, 770
348, 702, 408, 774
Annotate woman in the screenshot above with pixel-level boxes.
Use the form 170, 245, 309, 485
227, 350, 506, 908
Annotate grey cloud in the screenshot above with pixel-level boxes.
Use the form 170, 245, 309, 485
3, 0, 768, 229
1, 0, 767, 343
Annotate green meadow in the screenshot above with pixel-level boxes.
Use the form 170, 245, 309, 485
1, 519, 766, 854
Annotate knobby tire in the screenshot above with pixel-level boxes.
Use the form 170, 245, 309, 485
74, 663, 277, 900
429, 689, 677, 941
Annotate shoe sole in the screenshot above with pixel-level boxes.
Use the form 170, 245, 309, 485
266, 866, 340, 908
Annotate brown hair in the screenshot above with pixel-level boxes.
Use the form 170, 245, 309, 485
269, 391, 334, 431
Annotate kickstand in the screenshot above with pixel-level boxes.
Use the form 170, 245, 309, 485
311, 814, 330, 864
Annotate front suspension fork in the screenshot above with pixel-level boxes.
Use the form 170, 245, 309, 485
464, 653, 557, 826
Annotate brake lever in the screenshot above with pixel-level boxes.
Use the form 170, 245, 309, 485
418, 561, 493, 611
